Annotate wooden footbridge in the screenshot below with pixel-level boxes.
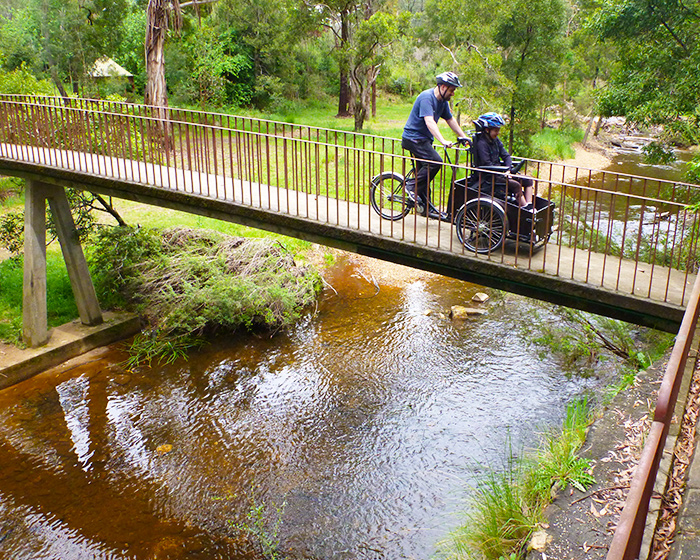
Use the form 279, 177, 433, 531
1, 95, 699, 344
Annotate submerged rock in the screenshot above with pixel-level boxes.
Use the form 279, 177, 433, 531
450, 305, 487, 319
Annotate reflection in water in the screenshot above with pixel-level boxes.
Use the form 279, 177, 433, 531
605, 149, 694, 185
0, 258, 597, 559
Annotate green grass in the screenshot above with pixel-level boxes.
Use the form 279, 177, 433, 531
0, 252, 79, 345
214, 94, 413, 139
529, 127, 584, 161
443, 398, 595, 560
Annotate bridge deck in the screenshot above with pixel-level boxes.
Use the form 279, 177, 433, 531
1, 142, 692, 332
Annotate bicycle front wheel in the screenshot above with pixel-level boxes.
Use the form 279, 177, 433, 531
455, 198, 508, 254
370, 171, 414, 220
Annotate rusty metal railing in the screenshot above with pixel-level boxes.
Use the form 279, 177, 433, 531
607, 271, 700, 560
0, 95, 699, 308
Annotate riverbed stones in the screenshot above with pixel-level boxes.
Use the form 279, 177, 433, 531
113, 373, 132, 385
529, 528, 552, 552
472, 292, 490, 303
450, 305, 487, 319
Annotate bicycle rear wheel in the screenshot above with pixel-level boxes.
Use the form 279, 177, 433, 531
370, 171, 414, 220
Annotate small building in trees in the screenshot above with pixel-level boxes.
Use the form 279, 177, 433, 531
87, 56, 134, 97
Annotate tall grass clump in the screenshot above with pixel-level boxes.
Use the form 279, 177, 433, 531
448, 452, 534, 560
524, 398, 596, 508
443, 398, 594, 560
529, 127, 584, 161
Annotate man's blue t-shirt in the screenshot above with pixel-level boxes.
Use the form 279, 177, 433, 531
402, 88, 453, 142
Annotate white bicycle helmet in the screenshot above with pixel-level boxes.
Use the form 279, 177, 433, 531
435, 72, 462, 88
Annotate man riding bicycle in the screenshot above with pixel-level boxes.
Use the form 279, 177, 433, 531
402, 71, 469, 220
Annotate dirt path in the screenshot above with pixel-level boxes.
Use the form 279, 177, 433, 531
563, 142, 613, 171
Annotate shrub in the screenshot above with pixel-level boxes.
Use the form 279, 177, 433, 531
86, 226, 321, 366
0, 63, 56, 95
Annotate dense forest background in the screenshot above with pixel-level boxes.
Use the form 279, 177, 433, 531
0, 0, 698, 169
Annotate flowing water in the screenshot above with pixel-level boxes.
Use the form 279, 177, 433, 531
0, 256, 599, 560
0, 149, 687, 560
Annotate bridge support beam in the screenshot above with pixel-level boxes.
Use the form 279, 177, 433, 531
23, 180, 48, 346
22, 180, 102, 348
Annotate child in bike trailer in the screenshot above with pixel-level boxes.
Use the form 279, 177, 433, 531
473, 112, 534, 210
401, 72, 469, 220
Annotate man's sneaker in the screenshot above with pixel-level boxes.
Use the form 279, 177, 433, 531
427, 208, 449, 221
419, 203, 448, 221
408, 191, 426, 214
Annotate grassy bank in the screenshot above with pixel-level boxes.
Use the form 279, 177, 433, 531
0, 191, 326, 350
443, 398, 594, 560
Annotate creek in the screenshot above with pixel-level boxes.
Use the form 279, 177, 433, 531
0, 148, 689, 560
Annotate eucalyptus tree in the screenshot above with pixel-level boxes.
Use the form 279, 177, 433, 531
347, 10, 408, 129
145, 0, 183, 107
211, 0, 317, 108
314, 0, 397, 119
317, 0, 359, 116
415, 0, 503, 119
494, 0, 568, 151
592, 0, 700, 146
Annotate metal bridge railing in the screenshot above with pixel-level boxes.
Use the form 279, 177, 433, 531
607, 270, 700, 560
1, 95, 699, 308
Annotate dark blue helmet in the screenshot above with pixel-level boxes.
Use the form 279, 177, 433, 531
436, 71, 462, 88
475, 112, 506, 130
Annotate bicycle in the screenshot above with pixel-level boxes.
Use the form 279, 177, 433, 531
370, 141, 468, 221
370, 140, 556, 254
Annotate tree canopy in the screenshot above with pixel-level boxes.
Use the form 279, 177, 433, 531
0, 0, 697, 145
592, 0, 700, 143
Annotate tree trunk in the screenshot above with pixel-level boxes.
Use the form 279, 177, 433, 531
594, 115, 603, 137
371, 80, 376, 118
561, 78, 566, 129
145, 0, 181, 151
349, 65, 379, 131
145, 0, 168, 108
336, 9, 352, 118
540, 105, 546, 129
51, 75, 69, 99
509, 103, 516, 153
582, 111, 595, 147
338, 72, 351, 117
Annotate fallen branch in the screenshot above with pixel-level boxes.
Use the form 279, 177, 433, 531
571, 485, 631, 505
